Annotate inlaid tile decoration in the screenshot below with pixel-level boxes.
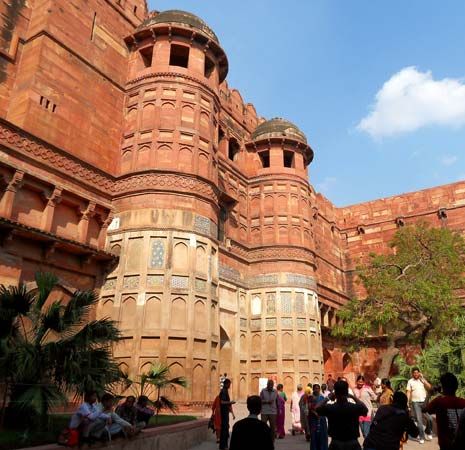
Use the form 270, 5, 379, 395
123, 276, 139, 289
147, 274, 164, 287
266, 318, 277, 328
194, 215, 211, 236
286, 273, 316, 288
251, 318, 261, 330
103, 277, 116, 291
150, 239, 165, 268
195, 278, 207, 292
240, 318, 248, 328
266, 293, 276, 314
280, 292, 292, 314
295, 292, 305, 314
171, 275, 189, 289
281, 317, 293, 329
297, 318, 307, 328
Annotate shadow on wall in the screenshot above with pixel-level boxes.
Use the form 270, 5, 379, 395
0, 0, 26, 82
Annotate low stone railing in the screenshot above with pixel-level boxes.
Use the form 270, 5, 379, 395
17, 418, 209, 450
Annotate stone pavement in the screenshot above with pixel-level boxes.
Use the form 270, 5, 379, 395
189, 402, 438, 450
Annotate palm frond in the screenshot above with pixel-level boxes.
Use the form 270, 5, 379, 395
15, 384, 66, 416
62, 290, 98, 329
65, 319, 121, 347
0, 283, 34, 316
154, 395, 178, 414
34, 272, 58, 312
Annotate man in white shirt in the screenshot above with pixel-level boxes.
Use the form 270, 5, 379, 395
406, 367, 432, 444
260, 379, 278, 441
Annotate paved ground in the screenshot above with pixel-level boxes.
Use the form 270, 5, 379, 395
189, 402, 438, 450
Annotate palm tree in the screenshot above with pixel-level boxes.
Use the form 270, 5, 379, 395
140, 362, 188, 423
0, 272, 122, 428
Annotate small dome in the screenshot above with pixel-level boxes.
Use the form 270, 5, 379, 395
137, 10, 219, 44
252, 118, 307, 143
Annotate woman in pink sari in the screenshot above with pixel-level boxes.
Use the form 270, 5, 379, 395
290, 384, 304, 435
276, 383, 287, 438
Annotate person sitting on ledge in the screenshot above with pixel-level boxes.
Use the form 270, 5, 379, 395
91, 393, 136, 441
69, 391, 107, 442
229, 395, 274, 450
116, 395, 144, 430
135, 395, 155, 427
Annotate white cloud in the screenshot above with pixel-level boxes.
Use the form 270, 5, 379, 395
357, 67, 465, 138
316, 176, 337, 193
440, 155, 458, 166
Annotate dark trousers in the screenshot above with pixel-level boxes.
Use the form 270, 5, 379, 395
219, 415, 229, 449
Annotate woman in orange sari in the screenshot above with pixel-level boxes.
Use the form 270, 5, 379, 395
211, 395, 222, 443
211, 393, 235, 443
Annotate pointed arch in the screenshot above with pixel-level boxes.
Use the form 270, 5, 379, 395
170, 297, 186, 329
144, 296, 161, 329
121, 296, 136, 329
194, 300, 206, 331
282, 332, 293, 354
173, 241, 189, 271
192, 364, 204, 400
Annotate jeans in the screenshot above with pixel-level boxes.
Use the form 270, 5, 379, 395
360, 421, 371, 438
219, 414, 229, 449
411, 401, 432, 440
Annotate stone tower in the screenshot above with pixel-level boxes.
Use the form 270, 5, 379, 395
103, 10, 229, 401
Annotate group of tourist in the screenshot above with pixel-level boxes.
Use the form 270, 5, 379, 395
67, 392, 155, 444
214, 368, 465, 450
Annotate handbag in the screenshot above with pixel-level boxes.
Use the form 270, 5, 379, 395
57, 428, 80, 447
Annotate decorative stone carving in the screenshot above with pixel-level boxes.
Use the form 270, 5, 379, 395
150, 239, 165, 268
280, 292, 292, 314
123, 276, 139, 289
266, 293, 276, 314
195, 278, 207, 291
171, 275, 189, 289
147, 274, 164, 287
297, 318, 307, 328
240, 318, 247, 328
266, 318, 277, 329
281, 317, 293, 329
251, 319, 261, 330
102, 278, 116, 291
295, 292, 305, 313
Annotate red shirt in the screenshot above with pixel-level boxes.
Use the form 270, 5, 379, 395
425, 395, 465, 448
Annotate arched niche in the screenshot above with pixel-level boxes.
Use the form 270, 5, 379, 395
173, 241, 189, 271
195, 245, 207, 274
194, 300, 206, 331
192, 364, 204, 400
144, 296, 161, 329
121, 296, 136, 329
170, 297, 187, 330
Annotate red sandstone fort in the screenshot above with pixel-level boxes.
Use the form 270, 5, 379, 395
1, 1, 464, 401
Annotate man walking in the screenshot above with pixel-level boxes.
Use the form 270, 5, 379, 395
353, 375, 377, 438
229, 395, 274, 450
406, 367, 432, 444
316, 380, 368, 450
424, 372, 465, 450
260, 379, 278, 440
219, 378, 235, 450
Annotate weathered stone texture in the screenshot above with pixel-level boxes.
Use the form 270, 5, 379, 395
0, 3, 464, 399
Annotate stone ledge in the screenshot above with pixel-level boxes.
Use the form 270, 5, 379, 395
17, 418, 209, 450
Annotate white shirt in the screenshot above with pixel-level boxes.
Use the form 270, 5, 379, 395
260, 388, 278, 415
69, 402, 109, 429
407, 377, 428, 402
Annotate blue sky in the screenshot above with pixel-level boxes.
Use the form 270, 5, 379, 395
149, 1, 465, 206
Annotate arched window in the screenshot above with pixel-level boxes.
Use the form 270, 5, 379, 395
228, 138, 240, 162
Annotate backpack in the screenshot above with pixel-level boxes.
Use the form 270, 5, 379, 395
57, 428, 80, 447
